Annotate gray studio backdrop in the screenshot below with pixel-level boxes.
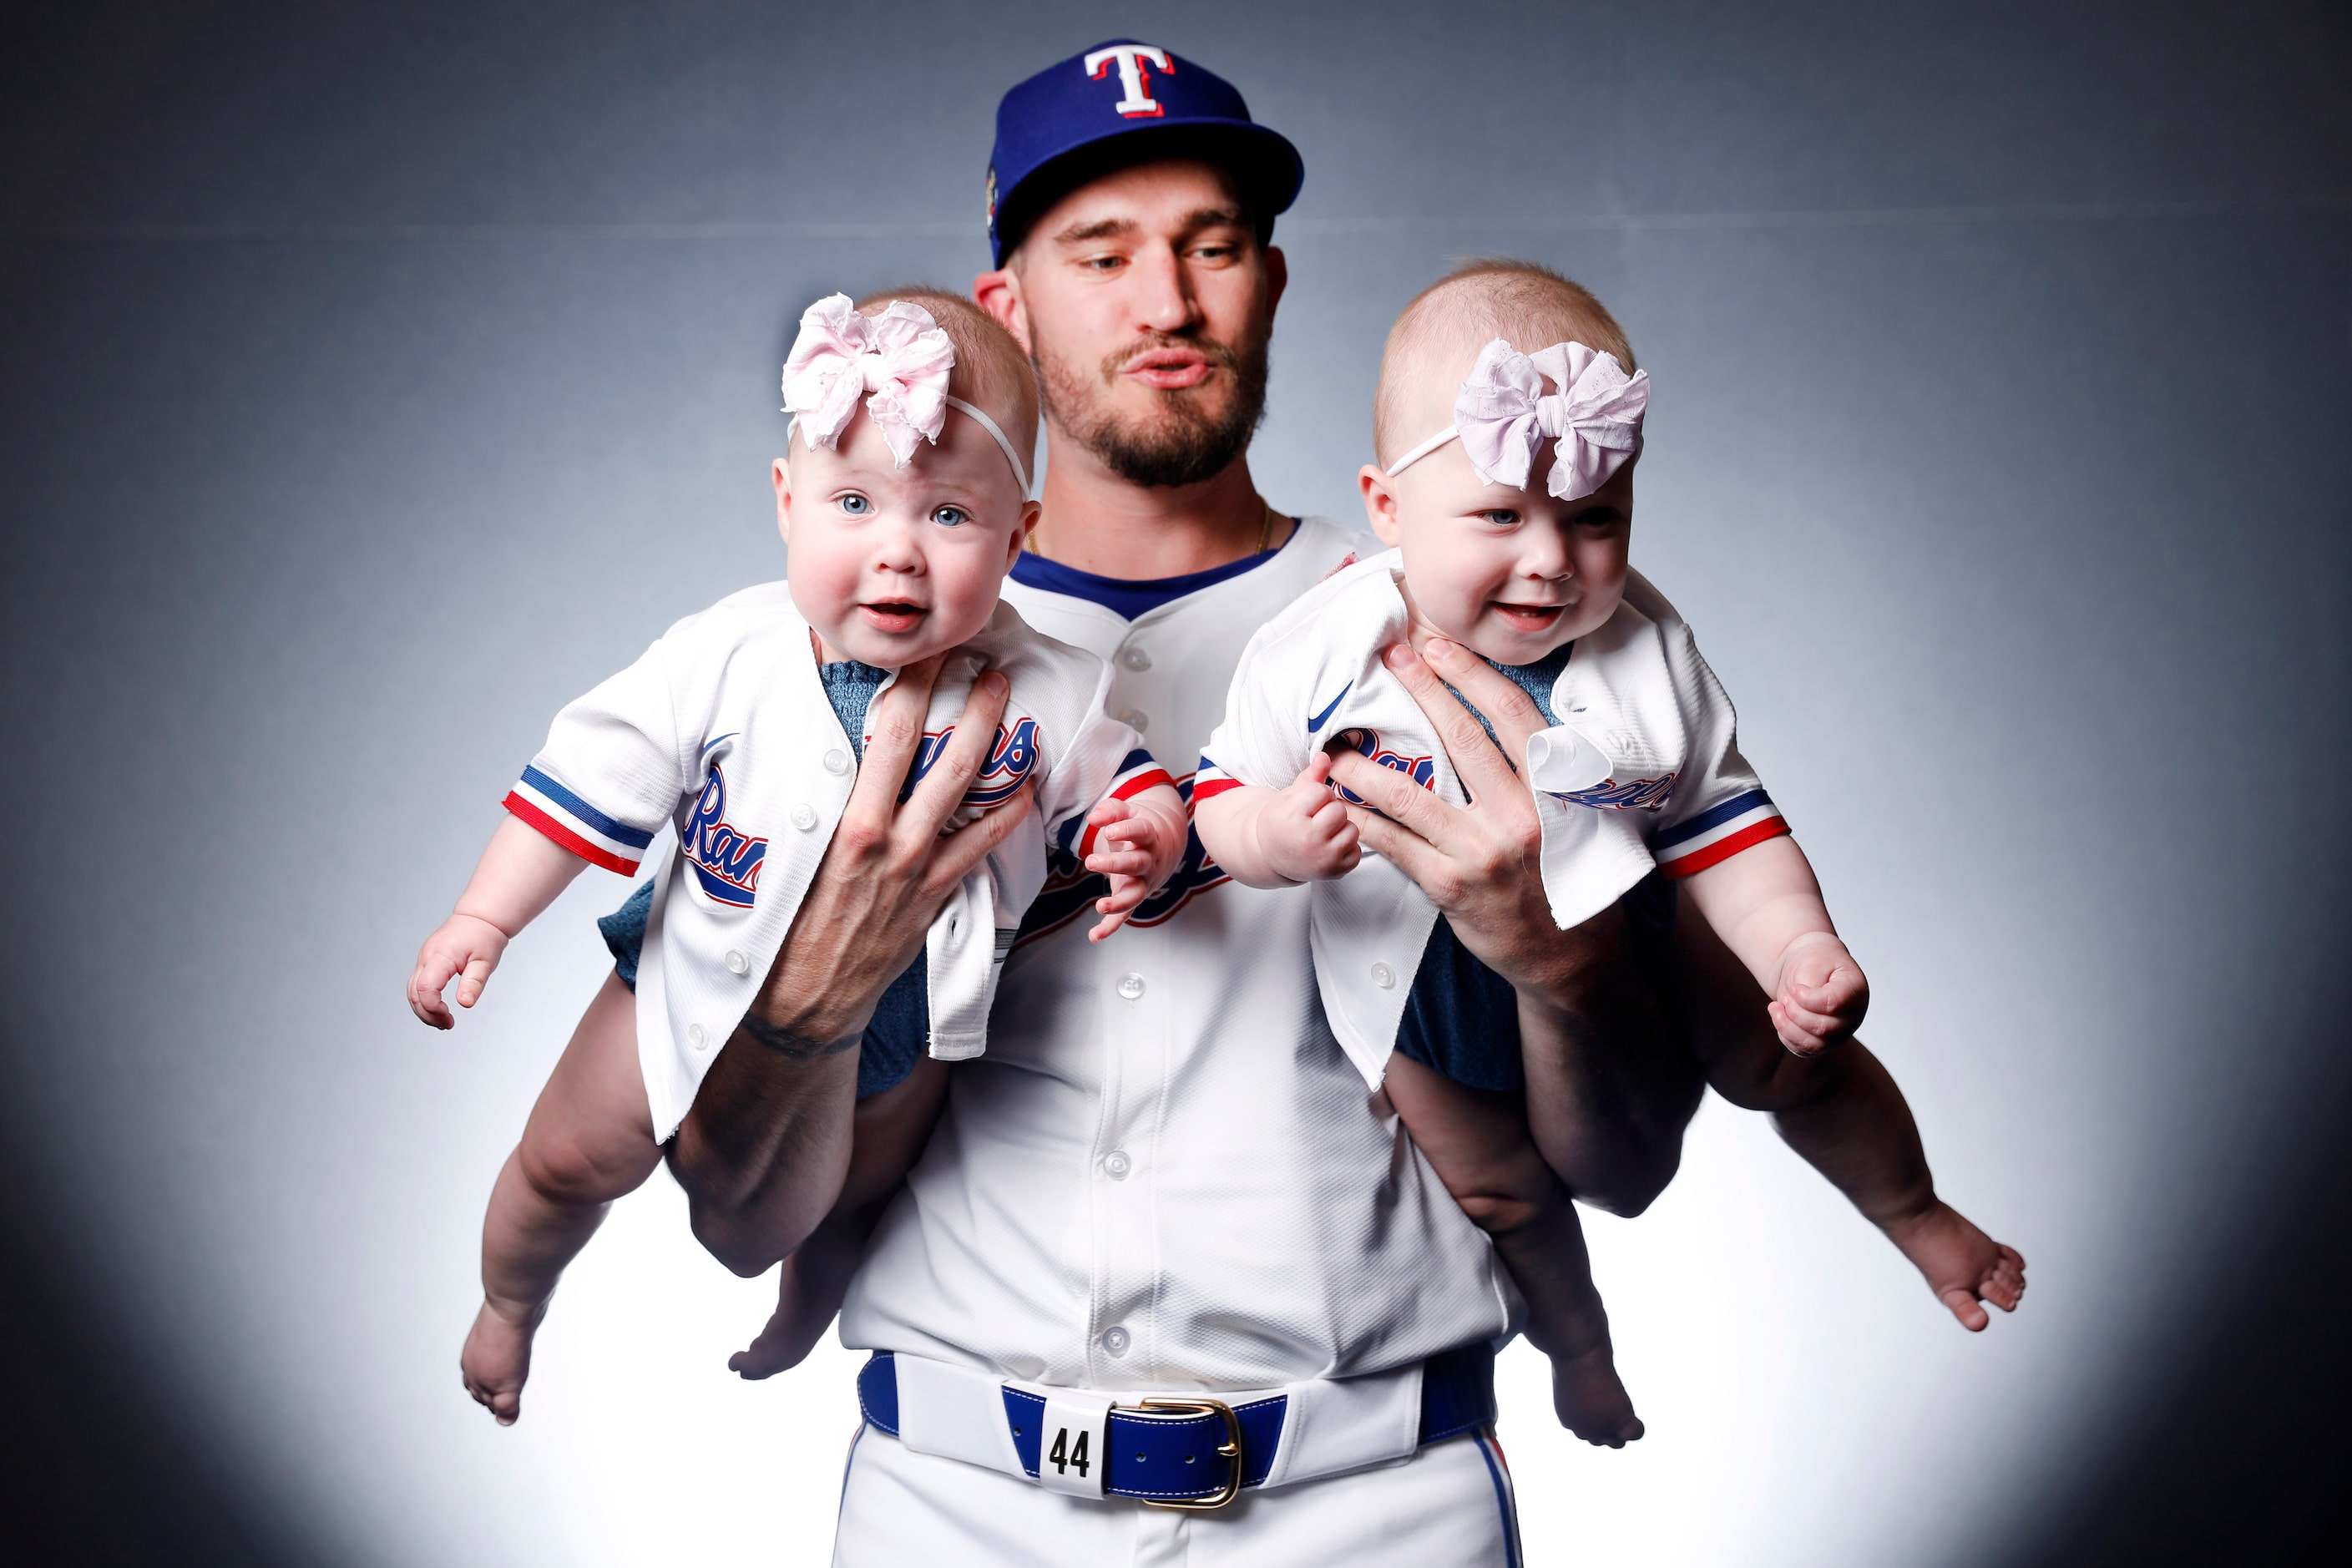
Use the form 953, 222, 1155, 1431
3, 2, 2347, 1563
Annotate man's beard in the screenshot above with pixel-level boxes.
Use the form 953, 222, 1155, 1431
1035, 329, 1270, 489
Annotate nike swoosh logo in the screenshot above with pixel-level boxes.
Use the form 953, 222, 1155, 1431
1307, 682, 1353, 734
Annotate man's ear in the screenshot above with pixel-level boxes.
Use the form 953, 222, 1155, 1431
1261, 244, 1288, 324
973, 266, 1030, 355
772, 457, 793, 545
1358, 463, 1403, 547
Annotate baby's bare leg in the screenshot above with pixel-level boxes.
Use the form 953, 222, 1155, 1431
1672, 893, 2026, 1328
463, 971, 662, 1424
1384, 1054, 1641, 1447
732, 1057, 950, 1379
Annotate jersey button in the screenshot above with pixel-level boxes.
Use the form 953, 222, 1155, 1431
1102, 1151, 1131, 1180
725, 949, 749, 976
1370, 962, 1396, 989
791, 802, 819, 831
1115, 708, 1149, 734
1100, 1326, 1131, 1358
822, 748, 850, 775
1120, 646, 1151, 672
1116, 973, 1146, 1001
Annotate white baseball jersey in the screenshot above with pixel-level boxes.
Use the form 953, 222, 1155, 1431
504, 584, 1167, 1139
1196, 549, 1788, 1088
837, 517, 1520, 1395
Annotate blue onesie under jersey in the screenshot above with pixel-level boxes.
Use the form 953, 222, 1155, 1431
598, 660, 925, 1100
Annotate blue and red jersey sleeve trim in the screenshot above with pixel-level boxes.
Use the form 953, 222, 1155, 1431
1055, 749, 1178, 857
1652, 787, 1789, 878
503, 765, 656, 876
1190, 753, 1243, 804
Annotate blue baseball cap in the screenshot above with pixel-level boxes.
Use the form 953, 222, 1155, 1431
986, 40, 1304, 266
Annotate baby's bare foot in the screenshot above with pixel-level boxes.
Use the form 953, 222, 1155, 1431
727, 1299, 832, 1381
729, 1260, 840, 1381
1880, 1200, 2026, 1331
460, 1297, 543, 1425
1551, 1345, 1645, 1448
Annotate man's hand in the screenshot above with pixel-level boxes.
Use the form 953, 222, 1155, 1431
408, 913, 511, 1029
742, 658, 1033, 1047
1333, 636, 1700, 1215
1328, 638, 1590, 999
669, 656, 1035, 1274
1768, 931, 1869, 1056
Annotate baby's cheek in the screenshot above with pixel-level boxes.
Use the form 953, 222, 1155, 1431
785, 539, 857, 621
930, 533, 1021, 639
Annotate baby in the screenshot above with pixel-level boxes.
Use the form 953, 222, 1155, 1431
407, 289, 1188, 1424
1193, 260, 2026, 1444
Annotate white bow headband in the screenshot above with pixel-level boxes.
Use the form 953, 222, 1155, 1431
1385, 338, 1648, 502
781, 293, 1031, 493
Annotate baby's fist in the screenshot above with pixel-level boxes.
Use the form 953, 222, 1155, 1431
1263, 754, 1362, 883
408, 914, 511, 1029
1768, 932, 1869, 1055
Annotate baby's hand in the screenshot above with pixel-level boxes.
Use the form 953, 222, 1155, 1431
1082, 796, 1171, 941
1768, 931, 1869, 1056
1260, 754, 1362, 884
408, 913, 513, 1029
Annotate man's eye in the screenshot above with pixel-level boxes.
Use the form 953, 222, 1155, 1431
1081, 254, 1124, 272
932, 505, 969, 529
837, 493, 871, 515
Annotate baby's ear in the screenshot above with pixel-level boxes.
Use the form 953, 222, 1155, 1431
1006, 499, 1040, 571
772, 458, 793, 544
1358, 464, 1403, 546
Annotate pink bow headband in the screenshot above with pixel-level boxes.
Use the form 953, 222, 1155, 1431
781, 294, 1031, 493
1384, 338, 1648, 502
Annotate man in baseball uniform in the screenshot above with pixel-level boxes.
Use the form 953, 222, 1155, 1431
669, 41, 1709, 1564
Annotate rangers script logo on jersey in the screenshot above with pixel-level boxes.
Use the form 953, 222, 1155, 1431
1327, 726, 1437, 806
683, 761, 766, 907
1547, 771, 1677, 812
896, 716, 1043, 808
1017, 771, 1232, 946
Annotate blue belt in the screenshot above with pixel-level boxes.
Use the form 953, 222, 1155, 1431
856, 1341, 1496, 1508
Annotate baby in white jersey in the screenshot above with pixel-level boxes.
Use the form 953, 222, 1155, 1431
407, 289, 1187, 1424
1194, 260, 2025, 1444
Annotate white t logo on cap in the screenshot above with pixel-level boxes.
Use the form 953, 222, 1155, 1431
1084, 43, 1172, 119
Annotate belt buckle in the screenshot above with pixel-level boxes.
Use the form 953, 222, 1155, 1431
1128, 1396, 1244, 1510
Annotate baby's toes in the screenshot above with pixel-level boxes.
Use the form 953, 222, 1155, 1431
1940, 1286, 1991, 1332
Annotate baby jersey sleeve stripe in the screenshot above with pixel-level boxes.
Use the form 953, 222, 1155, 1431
1652, 787, 1789, 878
503, 764, 656, 875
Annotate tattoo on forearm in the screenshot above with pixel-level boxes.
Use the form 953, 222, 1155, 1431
734, 1012, 859, 1060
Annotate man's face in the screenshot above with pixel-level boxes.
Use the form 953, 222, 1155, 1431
985, 159, 1285, 488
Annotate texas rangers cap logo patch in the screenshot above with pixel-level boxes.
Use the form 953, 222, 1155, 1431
1083, 43, 1172, 118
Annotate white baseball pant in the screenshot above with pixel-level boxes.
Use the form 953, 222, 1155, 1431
832, 1423, 1523, 1567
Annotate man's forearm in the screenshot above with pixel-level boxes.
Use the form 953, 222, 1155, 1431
668, 999, 864, 1275
1515, 908, 1703, 1217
